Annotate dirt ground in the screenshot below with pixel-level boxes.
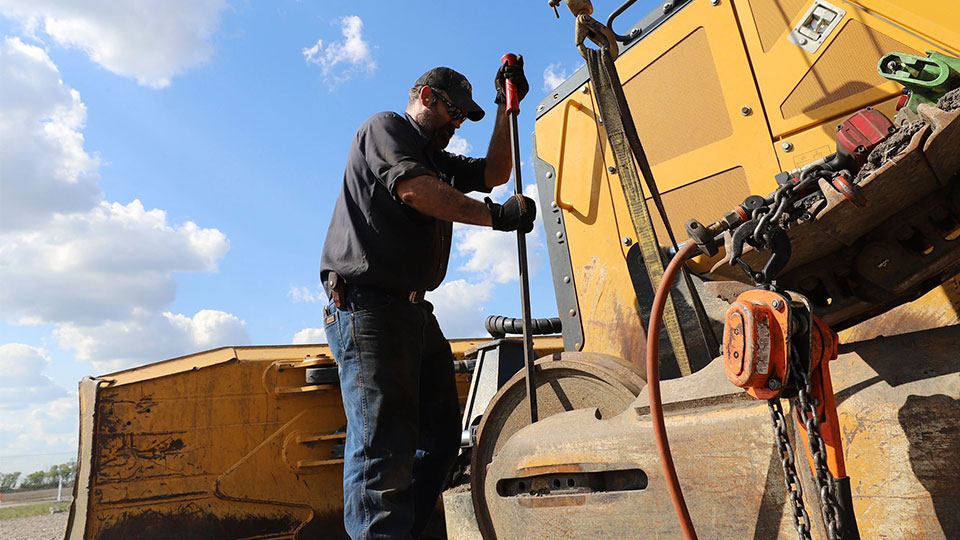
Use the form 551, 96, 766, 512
0, 512, 68, 540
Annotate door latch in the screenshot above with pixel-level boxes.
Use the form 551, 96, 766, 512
787, 0, 845, 54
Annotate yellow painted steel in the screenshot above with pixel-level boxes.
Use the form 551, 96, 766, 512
733, 0, 960, 140
67, 337, 563, 539
537, 0, 783, 367
535, 0, 960, 364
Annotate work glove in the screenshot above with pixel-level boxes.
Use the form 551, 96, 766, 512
486, 194, 537, 233
494, 55, 529, 105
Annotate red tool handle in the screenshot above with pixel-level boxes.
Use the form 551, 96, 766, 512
501, 53, 519, 115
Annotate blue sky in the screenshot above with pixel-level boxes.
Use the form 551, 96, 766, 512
0, 0, 658, 476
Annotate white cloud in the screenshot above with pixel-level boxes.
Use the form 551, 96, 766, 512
0, 37, 243, 374
289, 285, 323, 304
426, 279, 495, 338
544, 63, 568, 91
302, 15, 375, 85
0, 37, 101, 231
0, 0, 228, 88
54, 310, 248, 372
447, 135, 472, 156
1, 200, 228, 325
454, 225, 520, 283
454, 183, 544, 283
0, 396, 78, 459
0, 345, 76, 472
292, 327, 326, 344
544, 62, 583, 92
0, 344, 68, 409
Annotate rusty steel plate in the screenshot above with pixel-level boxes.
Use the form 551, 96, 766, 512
470, 353, 644, 540
472, 325, 960, 540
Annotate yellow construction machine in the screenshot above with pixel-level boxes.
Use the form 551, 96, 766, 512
66, 0, 960, 538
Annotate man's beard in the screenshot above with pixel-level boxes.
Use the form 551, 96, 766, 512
432, 122, 457, 150
421, 107, 457, 151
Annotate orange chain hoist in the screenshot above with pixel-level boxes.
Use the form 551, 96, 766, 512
722, 289, 857, 539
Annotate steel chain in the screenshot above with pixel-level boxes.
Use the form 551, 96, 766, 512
792, 359, 844, 540
767, 397, 812, 539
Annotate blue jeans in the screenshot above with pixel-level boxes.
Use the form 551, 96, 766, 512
324, 286, 461, 540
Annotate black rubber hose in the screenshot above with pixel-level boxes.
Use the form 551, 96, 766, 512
484, 315, 562, 338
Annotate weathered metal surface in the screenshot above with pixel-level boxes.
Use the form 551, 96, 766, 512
468, 325, 960, 539
469, 352, 644, 539
443, 489, 484, 540
713, 101, 960, 334
67, 337, 564, 540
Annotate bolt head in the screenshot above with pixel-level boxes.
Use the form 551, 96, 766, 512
538, 105, 545, 112
556, 231, 563, 239
662, 2, 673, 12
546, 171, 554, 178
569, 309, 577, 317
622, 236, 632, 246
771, 299, 784, 310
740, 106, 752, 116
551, 201, 558, 209
710, 0, 720, 5
607, 165, 617, 174
781, 141, 794, 152
767, 378, 782, 390
581, 86, 589, 94
563, 275, 571, 283
797, 36, 808, 45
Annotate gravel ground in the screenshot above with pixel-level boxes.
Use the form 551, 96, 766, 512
0, 512, 68, 540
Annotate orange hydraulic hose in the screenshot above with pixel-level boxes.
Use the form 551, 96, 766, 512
646, 240, 699, 540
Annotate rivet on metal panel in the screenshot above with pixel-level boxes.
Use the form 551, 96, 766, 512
710, 0, 720, 5
574, 342, 581, 348
581, 86, 590, 94
630, 28, 641, 37
556, 231, 564, 239
767, 378, 782, 390
563, 275, 571, 283
797, 36, 808, 45
771, 299, 784, 310
538, 104, 545, 112
740, 105, 752, 116
551, 201, 558, 209
569, 309, 577, 316
607, 165, 617, 174
622, 236, 633, 246
781, 141, 794, 152
662, 2, 673, 13
546, 171, 554, 178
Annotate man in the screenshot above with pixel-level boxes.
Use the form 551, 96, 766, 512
320, 61, 534, 540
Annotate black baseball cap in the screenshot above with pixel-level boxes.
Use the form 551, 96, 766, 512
415, 67, 485, 121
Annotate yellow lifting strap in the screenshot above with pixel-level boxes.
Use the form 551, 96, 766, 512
583, 44, 692, 376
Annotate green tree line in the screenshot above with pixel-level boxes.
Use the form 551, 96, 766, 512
0, 461, 76, 492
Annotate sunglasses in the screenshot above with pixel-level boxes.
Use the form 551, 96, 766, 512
431, 90, 467, 122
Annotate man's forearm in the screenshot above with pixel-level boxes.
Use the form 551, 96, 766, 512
483, 103, 513, 188
396, 175, 492, 226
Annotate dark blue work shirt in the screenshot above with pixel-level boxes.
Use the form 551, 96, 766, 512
320, 112, 490, 292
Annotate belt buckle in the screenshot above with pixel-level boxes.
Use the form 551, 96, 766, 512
408, 290, 425, 303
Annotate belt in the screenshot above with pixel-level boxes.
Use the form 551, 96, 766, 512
326, 272, 425, 309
